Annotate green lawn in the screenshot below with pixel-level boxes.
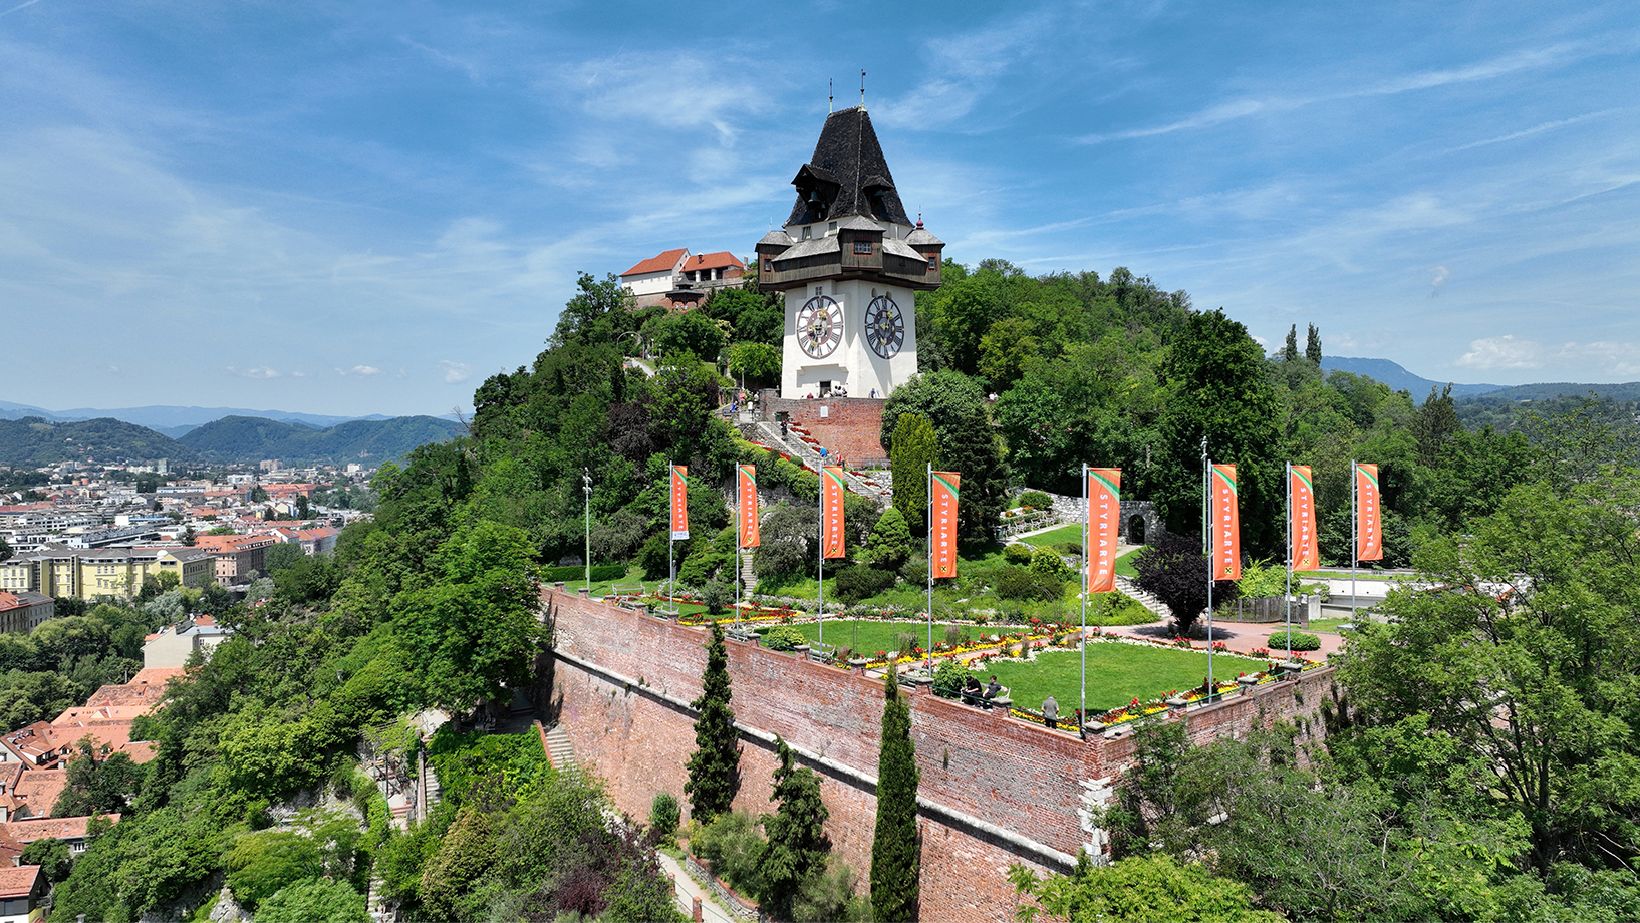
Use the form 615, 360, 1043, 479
1116, 547, 1141, 578
793, 619, 988, 657
1308, 616, 1359, 634
970, 645, 1265, 715
1020, 524, 1082, 549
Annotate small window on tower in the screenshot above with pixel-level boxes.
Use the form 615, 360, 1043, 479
926, 257, 937, 272
802, 225, 813, 240
853, 241, 873, 255
828, 221, 838, 233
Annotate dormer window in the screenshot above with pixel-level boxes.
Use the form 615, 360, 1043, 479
853, 241, 873, 255
828, 221, 838, 233
802, 225, 813, 240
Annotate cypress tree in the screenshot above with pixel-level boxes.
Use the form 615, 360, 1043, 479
890, 413, 936, 535
870, 671, 920, 922
1305, 323, 1323, 364
685, 620, 741, 822
1281, 324, 1299, 362
757, 737, 831, 920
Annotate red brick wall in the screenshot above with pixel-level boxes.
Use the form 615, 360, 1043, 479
763, 396, 888, 467
543, 589, 1337, 920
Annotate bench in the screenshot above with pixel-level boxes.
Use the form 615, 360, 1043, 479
960, 686, 1011, 709
806, 642, 837, 664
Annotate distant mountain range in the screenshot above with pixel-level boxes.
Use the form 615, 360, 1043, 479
0, 401, 398, 435
0, 414, 463, 468
1319, 357, 1640, 404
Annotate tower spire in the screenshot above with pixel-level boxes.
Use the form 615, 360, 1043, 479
859, 69, 866, 108
828, 78, 833, 113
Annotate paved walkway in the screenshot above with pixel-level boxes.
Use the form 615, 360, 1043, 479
655, 850, 738, 923
1100, 620, 1347, 659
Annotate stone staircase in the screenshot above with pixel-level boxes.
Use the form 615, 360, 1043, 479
739, 551, 756, 596
1115, 575, 1175, 622
754, 421, 890, 504
544, 724, 578, 774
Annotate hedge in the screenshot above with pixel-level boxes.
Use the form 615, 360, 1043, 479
541, 564, 628, 583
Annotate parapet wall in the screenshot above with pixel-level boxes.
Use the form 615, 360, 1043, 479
542, 588, 1336, 920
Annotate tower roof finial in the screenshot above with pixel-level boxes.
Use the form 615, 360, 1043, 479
828, 78, 833, 114
860, 69, 866, 108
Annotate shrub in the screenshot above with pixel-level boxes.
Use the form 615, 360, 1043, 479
1029, 547, 1074, 583
994, 564, 1060, 601
225, 831, 324, 910
858, 508, 913, 570
931, 660, 968, 698
1003, 543, 1036, 565
649, 793, 680, 842
256, 878, 367, 923
1018, 490, 1053, 510
899, 558, 928, 586
834, 565, 895, 604
693, 811, 767, 897
539, 563, 627, 584
1269, 631, 1321, 652
761, 625, 808, 651
701, 579, 732, 615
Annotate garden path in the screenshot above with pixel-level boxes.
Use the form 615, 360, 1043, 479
1099, 621, 1347, 659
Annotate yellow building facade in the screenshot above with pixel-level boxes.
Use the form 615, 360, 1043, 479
0, 547, 215, 600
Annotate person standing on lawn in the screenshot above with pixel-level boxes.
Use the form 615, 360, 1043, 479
1042, 694, 1059, 729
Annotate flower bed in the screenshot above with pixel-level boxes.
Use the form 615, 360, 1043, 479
860, 620, 1078, 670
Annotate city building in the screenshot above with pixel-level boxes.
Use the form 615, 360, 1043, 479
0, 546, 214, 600
191, 534, 274, 584
295, 526, 338, 556
0, 765, 67, 822
619, 248, 747, 308
143, 615, 231, 668
0, 592, 52, 635
754, 105, 943, 400
0, 864, 44, 923
0, 814, 120, 863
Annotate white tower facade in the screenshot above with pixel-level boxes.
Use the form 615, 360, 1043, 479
755, 107, 943, 401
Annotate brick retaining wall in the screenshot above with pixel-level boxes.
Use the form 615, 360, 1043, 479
542, 588, 1337, 920
760, 394, 888, 468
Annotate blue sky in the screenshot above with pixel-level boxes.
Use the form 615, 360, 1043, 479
2, 1, 1637, 415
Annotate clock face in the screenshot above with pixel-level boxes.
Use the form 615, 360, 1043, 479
797, 296, 843, 359
864, 295, 904, 359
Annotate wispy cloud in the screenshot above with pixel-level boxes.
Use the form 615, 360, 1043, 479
1442, 109, 1622, 154
229, 366, 283, 379
1457, 336, 1640, 376
439, 360, 471, 383
340, 365, 381, 377
0, 0, 45, 18
1080, 42, 1603, 143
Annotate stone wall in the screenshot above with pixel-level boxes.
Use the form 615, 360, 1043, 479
542, 588, 1337, 920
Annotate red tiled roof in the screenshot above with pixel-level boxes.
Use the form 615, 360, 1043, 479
0, 864, 41, 900
117, 741, 159, 764
685, 251, 744, 271
620, 248, 688, 277
12, 770, 67, 818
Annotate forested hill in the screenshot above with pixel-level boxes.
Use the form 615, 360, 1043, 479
0, 413, 461, 466
0, 416, 186, 466
179, 414, 463, 464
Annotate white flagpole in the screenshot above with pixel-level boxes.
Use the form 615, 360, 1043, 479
1203, 445, 1214, 694
817, 471, 825, 650
1080, 464, 1088, 733
1285, 462, 1293, 651
735, 470, 742, 627
926, 462, 933, 675
1351, 459, 1358, 624
667, 461, 674, 614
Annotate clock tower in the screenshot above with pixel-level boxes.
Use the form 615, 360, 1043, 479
756, 106, 944, 400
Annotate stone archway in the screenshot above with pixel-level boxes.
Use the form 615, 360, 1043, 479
1119, 500, 1162, 545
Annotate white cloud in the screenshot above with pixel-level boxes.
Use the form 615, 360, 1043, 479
439, 360, 471, 383
229, 365, 282, 379
340, 364, 381, 377
1457, 335, 1544, 369
1429, 265, 1450, 295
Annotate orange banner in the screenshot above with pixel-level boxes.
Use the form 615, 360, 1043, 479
1355, 463, 1382, 562
737, 464, 760, 549
1087, 468, 1121, 593
930, 471, 960, 579
821, 466, 846, 560
1289, 465, 1320, 571
1211, 464, 1242, 581
669, 466, 689, 540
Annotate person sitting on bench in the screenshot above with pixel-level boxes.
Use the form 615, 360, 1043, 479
984, 676, 1002, 700
962, 675, 982, 700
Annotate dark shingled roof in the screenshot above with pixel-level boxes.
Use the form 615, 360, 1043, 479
785, 107, 911, 228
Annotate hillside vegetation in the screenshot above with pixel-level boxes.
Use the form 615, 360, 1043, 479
179, 414, 463, 465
